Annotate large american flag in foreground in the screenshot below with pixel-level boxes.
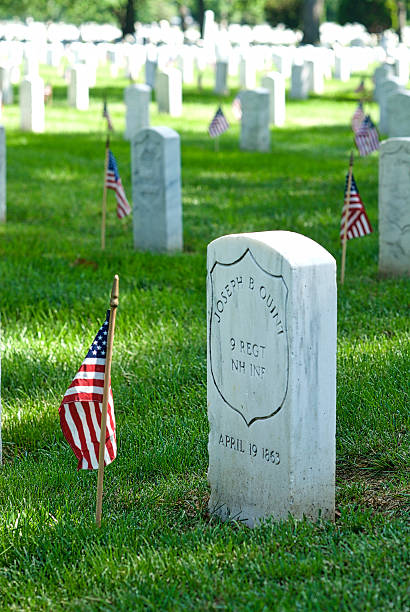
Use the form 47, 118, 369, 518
106, 150, 131, 218
208, 107, 229, 137
59, 311, 117, 470
340, 173, 373, 241
355, 115, 379, 156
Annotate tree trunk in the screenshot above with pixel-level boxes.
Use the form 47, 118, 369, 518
301, 0, 324, 45
179, 5, 189, 33
396, 1, 406, 43
122, 0, 136, 37
197, 0, 205, 38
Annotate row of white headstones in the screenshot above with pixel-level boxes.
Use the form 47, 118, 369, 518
1, 49, 410, 139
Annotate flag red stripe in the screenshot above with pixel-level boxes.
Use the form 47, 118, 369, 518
69, 378, 105, 388
62, 391, 105, 403
79, 363, 106, 373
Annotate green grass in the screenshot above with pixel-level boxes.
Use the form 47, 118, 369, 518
0, 62, 409, 611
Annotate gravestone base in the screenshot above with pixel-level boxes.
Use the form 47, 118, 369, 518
207, 231, 336, 527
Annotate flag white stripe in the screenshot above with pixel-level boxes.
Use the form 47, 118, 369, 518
64, 385, 104, 396
74, 371, 105, 381
76, 402, 99, 469
83, 358, 106, 366
361, 215, 370, 233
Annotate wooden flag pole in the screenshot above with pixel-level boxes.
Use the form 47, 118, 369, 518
101, 137, 110, 250
340, 152, 354, 285
96, 274, 119, 528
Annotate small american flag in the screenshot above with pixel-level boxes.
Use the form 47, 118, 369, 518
340, 173, 373, 241
351, 102, 365, 133
232, 95, 242, 120
59, 311, 117, 470
102, 100, 114, 132
355, 115, 379, 156
208, 107, 229, 138
106, 150, 131, 218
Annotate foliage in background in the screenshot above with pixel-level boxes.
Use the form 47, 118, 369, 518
338, 0, 398, 34
0, 0, 406, 38
264, 0, 303, 29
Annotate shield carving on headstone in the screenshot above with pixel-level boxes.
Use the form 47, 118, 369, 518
209, 249, 289, 426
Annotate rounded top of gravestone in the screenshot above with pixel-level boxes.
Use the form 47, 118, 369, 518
242, 88, 269, 98
380, 137, 410, 153
208, 231, 335, 269
133, 125, 180, 144
128, 83, 151, 92
388, 89, 410, 100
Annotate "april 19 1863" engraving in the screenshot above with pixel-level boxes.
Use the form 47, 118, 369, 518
218, 432, 280, 465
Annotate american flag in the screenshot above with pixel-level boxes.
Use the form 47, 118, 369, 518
232, 95, 242, 120
355, 115, 379, 156
102, 100, 114, 132
106, 150, 131, 218
351, 102, 365, 133
59, 311, 117, 470
340, 173, 373, 241
208, 107, 229, 138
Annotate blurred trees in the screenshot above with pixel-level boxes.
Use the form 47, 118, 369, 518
264, 0, 303, 30
0, 0, 407, 39
338, 0, 398, 34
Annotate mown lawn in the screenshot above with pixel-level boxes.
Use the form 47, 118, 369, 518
0, 62, 408, 611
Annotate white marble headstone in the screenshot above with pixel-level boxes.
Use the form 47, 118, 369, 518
179, 47, 195, 84
203, 10, 216, 45
272, 50, 292, 79
131, 127, 182, 253
378, 138, 410, 276
261, 72, 285, 127
373, 63, 394, 103
305, 59, 324, 94
394, 56, 409, 85
124, 83, 151, 141
23, 54, 39, 78
155, 69, 182, 117
0, 66, 13, 105
0, 126, 5, 223
374, 64, 394, 99
290, 63, 309, 100
334, 53, 350, 81
387, 91, 410, 138
378, 77, 403, 134
145, 59, 157, 88
207, 231, 337, 527
68, 65, 89, 110
239, 56, 256, 90
240, 89, 270, 152
20, 77, 45, 133
214, 61, 228, 95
